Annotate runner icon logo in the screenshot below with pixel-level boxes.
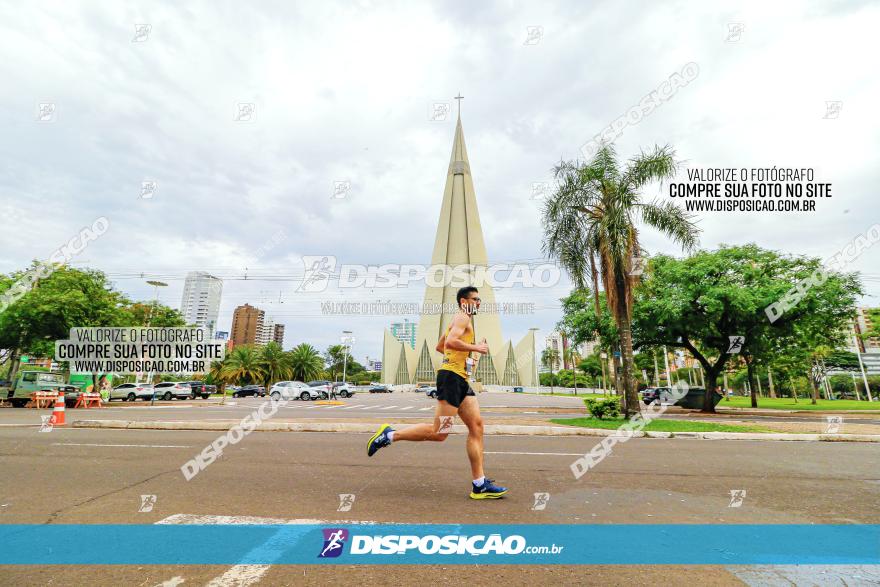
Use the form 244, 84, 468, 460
319, 528, 349, 558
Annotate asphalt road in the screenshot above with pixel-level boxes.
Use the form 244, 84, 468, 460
1, 421, 879, 585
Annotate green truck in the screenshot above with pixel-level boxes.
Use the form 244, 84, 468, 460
2, 371, 80, 408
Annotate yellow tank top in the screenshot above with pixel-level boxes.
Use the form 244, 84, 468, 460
438, 321, 475, 379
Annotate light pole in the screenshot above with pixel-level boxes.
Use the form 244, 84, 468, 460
146, 280, 168, 406
341, 331, 354, 385
529, 328, 539, 393
663, 345, 672, 388
856, 350, 874, 402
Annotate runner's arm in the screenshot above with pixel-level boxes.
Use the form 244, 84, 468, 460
444, 314, 483, 353
435, 334, 446, 353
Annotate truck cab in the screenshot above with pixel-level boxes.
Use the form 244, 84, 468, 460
3, 371, 80, 408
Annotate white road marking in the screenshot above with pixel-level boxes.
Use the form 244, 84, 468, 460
52, 443, 190, 448
341, 404, 362, 409
419, 407, 432, 411
379, 405, 398, 410
156, 513, 383, 587
358, 405, 374, 409
399, 406, 414, 411
484, 451, 588, 456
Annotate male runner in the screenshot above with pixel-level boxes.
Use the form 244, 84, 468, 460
366, 286, 508, 499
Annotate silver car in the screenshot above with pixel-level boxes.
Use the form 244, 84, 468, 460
109, 383, 154, 402
269, 381, 317, 401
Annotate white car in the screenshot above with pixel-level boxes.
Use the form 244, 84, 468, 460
269, 381, 318, 401
109, 383, 153, 402
152, 381, 192, 400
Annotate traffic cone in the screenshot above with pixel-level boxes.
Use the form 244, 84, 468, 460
49, 393, 65, 426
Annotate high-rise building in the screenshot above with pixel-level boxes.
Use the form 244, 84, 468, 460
544, 331, 566, 371
230, 304, 264, 347
259, 315, 275, 345
855, 307, 880, 353
273, 324, 285, 346
180, 272, 222, 335
390, 319, 417, 350
381, 111, 536, 386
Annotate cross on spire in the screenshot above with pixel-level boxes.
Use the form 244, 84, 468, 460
454, 93, 464, 118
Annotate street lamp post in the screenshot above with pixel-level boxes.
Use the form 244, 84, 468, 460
146, 280, 168, 406
341, 331, 354, 386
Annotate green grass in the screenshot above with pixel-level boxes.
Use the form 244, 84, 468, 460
550, 417, 770, 433
720, 396, 880, 411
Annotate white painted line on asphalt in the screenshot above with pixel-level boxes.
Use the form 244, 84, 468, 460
419, 407, 432, 411
358, 405, 374, 409
52, 443, 191, 448
484, 451, 588, 456
341, 405, 363, 409
399, 406, 414, 411
379, 405, 398, 410
157, 513, 384, 587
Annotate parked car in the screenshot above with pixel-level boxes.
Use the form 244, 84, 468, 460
2, 370, 80, 408
269, 381, 319, 401
231, 385, 266, 398
152, 381, 192, 401
369, 384, 392, 394
641, 387, 672, 405
513, 386, 524, 393
424, 387, 438, 398
307, 380, 334, 399
331, 381, 355, 398
182, 380, 213, 399
109, 383, 154, 402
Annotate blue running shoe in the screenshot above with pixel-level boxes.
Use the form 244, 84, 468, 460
367, 424, 393, 457
470, 477, 508, 499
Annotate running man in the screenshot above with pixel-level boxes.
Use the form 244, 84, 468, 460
366, 286, 508, 499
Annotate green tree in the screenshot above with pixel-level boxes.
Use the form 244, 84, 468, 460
290, 343, 324, 382
542, 144, 699, 416
221, 346, 265, 386
541, 347, 560, 393
631, 245, 861, 411
260, 342, 293, 388
118, 301, 187, 328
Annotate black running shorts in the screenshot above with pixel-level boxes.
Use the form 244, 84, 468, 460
436, 369, 474, 408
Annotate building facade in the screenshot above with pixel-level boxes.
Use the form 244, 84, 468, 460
180, 272, 222, 335
273, 324, 285, 346
230, 303, 264, 347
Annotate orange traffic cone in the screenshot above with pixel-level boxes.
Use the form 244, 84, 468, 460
49, 393, 65, 426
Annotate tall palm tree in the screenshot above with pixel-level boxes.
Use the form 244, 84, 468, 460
221, 345, 265, 386
542, 143, 699, 417
289, 343, 324, 382
260, 341, 293, 389
541, 347, 560, 394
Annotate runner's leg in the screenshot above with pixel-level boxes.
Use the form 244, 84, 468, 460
457, 395, 484, 480
390, 399, 457, 442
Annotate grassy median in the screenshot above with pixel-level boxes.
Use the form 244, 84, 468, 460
550, 417, 771, 433
718, 397, 879, 411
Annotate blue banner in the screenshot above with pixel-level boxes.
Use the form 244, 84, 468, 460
0, 524, 877, 565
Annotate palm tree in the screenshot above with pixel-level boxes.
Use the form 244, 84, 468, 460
208, 359, 231, 404
541, 347, 560, 394
221, 345, 265, 387
542, 143, 699, 417
289, 343, 324, 382
260, 342, 293, 389
563, 347, 582, 395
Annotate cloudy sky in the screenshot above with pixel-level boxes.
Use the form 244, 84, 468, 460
2, 0, 878, 363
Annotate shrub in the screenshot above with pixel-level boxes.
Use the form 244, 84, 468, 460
584, 397, 621, 420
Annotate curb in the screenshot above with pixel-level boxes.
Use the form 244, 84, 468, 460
70, 420, 880, 442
